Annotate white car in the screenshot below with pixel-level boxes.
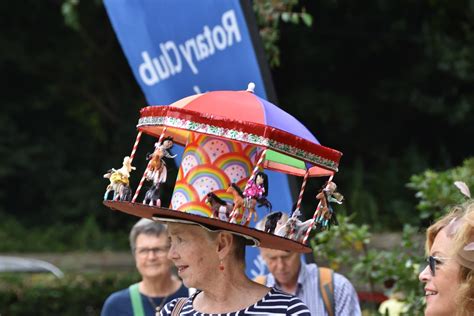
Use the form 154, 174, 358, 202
0, 255, 64, 278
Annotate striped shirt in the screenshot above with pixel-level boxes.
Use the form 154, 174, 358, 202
265, 263, 362, 316
160, 288, 310, 315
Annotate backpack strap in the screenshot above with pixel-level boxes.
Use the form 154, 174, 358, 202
253, 275, 267, 285
171, 297, 188, 316
318, 267, 335, 316
129, 283, 145, 316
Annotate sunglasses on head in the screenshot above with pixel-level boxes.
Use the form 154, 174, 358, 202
426, 256, 450, 276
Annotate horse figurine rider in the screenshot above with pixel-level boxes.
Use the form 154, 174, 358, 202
314, 181, 343, 230
143, 136, 176, 207
243, 171, 267, 203
147, 136, 176, 175
206, 192, 233, 221
243, 171, 272, 214
103, 156, 135, 201
226, 183, 250, 225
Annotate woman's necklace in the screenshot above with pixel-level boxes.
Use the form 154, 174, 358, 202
147, 294, 170, 313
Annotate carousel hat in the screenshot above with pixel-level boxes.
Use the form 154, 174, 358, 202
103, 83, 342, 253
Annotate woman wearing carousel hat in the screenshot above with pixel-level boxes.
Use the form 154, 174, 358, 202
103, 85, 344, 315
159, 221, 310, 315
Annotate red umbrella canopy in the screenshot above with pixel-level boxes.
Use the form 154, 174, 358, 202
138, 86, 342, 175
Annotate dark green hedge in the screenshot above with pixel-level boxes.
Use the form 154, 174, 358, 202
0, 214, 129, 252
0, 272, 140, 315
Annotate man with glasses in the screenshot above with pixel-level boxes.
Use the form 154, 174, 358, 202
101, 219, 188, 316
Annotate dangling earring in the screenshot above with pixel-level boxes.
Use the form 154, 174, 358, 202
219, 260, 224, 271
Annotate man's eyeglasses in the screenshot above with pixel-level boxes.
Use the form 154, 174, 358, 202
135, 246, 169, 257
426, 256, 450, 276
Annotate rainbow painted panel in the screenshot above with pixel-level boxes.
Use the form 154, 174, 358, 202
171, 134, 255, 216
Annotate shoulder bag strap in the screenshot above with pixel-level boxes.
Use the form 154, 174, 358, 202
171, 297, 188, 316
129, 283, 145, 316
318, 267, 335, 316
253, 275, 267, 285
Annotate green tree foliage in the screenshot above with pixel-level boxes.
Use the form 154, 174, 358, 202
253, 0, 313, 66
311, 215, 425, 315
407, 157, 474, 221
1, 0, 146, 234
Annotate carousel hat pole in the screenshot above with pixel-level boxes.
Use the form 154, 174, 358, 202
293, 169, 309, 218
287, 169, 310, 238
240, 82, 264, 192
245, 148, 267, 190
131, 127, 167, 203
129, 131, 142, 163
302, 174, 334, 244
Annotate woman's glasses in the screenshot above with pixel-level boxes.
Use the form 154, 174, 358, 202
135, 246, 169, 257
426, 256, 450, 276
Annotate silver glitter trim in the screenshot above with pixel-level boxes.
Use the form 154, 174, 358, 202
138, 116, 338, 171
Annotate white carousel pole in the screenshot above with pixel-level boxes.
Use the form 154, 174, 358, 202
287, 169, 310, 239
293, 169, 309, 217
129, 131, 142, 164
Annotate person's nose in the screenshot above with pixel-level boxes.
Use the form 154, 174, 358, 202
146, 249, 159, 259
167, 244, 178, 260
275, 258, 285, 270
419, 265, 431, 282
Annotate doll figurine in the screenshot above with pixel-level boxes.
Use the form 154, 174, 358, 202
103, 156, 136, 201
315, 181, 343, 230
241, 171, 272, 225
152, 136, 177, 159
143, 136, 176, 207
243, 171, 267, 200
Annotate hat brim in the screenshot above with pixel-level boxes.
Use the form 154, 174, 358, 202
104, 201, 311, 253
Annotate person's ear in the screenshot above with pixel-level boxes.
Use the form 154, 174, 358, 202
216, 231, 233, 259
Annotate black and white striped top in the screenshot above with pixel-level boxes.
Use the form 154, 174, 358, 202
160, 288, 310, 315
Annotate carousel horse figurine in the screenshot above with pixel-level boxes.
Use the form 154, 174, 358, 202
206, 192, 233, 221
226, 183, 247, 224
263, 211, 283, 234
143, 184, 161, 207
256, 197, 272, 213
103, 156, 136, 201
275, 216, 315, 243
315, 181, 343, 230
142, 167, 167, 207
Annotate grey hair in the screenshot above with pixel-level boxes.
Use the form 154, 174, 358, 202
129, 218, 167, 252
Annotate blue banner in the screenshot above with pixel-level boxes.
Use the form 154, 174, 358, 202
104, 0, 269, 101
104, 0, 293, 277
